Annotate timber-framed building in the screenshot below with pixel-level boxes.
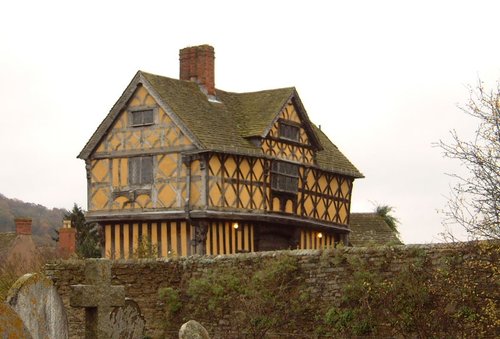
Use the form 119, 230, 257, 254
79, 45, 363, 258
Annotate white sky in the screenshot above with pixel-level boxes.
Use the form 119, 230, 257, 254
1, 0, 499, 244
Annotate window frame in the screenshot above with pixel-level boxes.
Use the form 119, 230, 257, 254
278, 121, 300, 142
128, 156, 154, 186
130, 107, 155, 127
271, 160, 299, 194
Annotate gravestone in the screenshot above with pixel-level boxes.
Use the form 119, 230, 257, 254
6, 273, 68, 339
70, 259, 125, 339
0, 303, 32, 338
108, 298, 145, 339
179, 320, 210, 339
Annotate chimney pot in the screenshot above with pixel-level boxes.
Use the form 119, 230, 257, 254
15, 218, 32, 235
179, 44, 215, 96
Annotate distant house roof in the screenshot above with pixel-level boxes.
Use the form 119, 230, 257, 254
349, 213, 402, 247
79, 71, 363, 178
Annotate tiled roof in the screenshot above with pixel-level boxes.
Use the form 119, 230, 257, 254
79, 71, 363, 178
349, 213, 402, 247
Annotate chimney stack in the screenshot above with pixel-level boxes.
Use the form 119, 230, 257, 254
15, 218, 32, 235
58, 219, 76, 258
179, 45, 215, 96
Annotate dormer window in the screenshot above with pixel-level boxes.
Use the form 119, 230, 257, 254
131, 109, 154, 127
271, 161, 299, 194
279, 122, 300, 142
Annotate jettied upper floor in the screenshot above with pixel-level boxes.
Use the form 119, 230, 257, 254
78, 45, 363, 257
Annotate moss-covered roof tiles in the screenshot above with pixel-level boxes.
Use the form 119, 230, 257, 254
349, 213, 402, 247
80, 71, 363, 178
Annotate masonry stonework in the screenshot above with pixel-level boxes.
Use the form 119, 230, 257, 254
45, 242, 498, 338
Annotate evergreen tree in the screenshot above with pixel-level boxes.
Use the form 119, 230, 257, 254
64, 204, 101, 258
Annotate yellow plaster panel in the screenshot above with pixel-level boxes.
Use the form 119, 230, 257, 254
159, 107, 172, 124
158, 184, 176, 208
272, 197, 280, 211
209, 156, 221, 175
191, 160, 200, 176
112, 159, 119, 187
105, 225, 112, 259
91, 188, 109, 210
157, 154, 178, 179
112, 196, 129, 210
341, 180, 350, 198
225, 184, 236, 207
190, 179, 201, 207
123, 224, 130, 259
180, 222, 188, 257
135, 194, 152, 209
225, 157, 237, 178
92, 160, 109, 183
120, 159, 128, 186
239, 186, 250, 208
209, 179, 222, 207
285, 199, 294, 213
339, 203, 348, 224
239, 159, 250, 178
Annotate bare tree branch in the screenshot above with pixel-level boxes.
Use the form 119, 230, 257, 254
437, 81, 500, 240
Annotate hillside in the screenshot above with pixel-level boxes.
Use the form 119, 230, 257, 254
0, 193, 68, 246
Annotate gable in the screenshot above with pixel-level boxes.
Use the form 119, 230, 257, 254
93, 85, 193, 157
79, 72, 200, 160
261, 100, 316, 164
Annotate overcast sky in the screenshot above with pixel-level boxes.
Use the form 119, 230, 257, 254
1, 1, 499, 244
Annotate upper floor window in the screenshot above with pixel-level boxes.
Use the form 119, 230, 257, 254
131, 109, 154, 127
279, 122, 300, 142
129, 156, 153, 185
271, 161, 299, 194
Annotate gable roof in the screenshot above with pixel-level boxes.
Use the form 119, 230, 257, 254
349, 213, 402, 247
79, 71, 363, 178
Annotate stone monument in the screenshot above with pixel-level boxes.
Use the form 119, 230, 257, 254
70, 259, 125, 339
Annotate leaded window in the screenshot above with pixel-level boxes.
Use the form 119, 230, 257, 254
131, 109, 154, 126
129, 156, 153, 185
279, 122, 300, 142
271, 161, 299, 194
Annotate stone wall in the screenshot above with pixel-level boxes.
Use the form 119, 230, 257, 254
44, 242, 497, 338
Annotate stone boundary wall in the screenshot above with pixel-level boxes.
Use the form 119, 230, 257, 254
44, 242, 491, 338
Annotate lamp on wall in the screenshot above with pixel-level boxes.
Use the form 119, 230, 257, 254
317, 232, 323, 239
232, 222, 239, 230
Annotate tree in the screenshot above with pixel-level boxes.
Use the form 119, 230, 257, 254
375, 204, 400, 236
438, 81, 500, 240
64, 204, 101, 258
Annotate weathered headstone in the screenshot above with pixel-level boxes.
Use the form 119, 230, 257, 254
6, 273, 68, 339
108, 298, 145, 339
0, 303, 32, 338
179, 320, 210, 339
70, 259, 125, 339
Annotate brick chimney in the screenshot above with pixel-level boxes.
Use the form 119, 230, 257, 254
179, 45, 215, 96
58, 219, 76, 258
15, 218, 32, 235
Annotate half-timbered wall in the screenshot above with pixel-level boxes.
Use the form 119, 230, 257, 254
88, 85, 195, 212
208, 154, 269, 211
261, 101, 315, 164
205, 221, 254, 255
299, 229, 337, 250
207, 153, 352, 226
103, 221, 193, 259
